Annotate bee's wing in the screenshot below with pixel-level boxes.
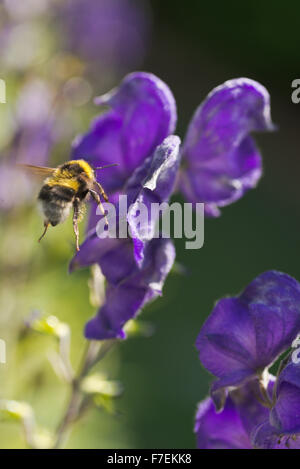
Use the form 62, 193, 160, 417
17, 164, 56, 178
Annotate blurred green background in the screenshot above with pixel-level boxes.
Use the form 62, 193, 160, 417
1, 0, 300, 448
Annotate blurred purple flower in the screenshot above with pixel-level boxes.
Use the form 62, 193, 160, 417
11, 79, 55, 166
196, 271, 300, 409
60, 0, 151, 71
195, 378, 274, 449
180, 79, 275, 217
252, 361, 300, 449
0, 164, 32, 211
0, 80, 55, 210
70, 136, 180, 340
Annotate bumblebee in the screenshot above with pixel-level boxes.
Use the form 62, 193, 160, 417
19, 159, 117, 251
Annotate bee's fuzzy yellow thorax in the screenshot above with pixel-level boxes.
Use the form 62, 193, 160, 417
45, 160, 94, 192
46, 173, 80, 191
70, 159, 94, 179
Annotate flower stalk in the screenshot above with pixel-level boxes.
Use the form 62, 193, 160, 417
53, 339, 117, 449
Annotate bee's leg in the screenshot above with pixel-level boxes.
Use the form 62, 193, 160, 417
89, 189, 108, 226
38, 221, 50, 243
94, 181, 109, 202
73, 197, 81, 252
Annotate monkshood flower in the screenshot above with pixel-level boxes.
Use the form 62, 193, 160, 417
72, 72, 177, 198
196, 271, 300, 409
195, 377, 275, 449
252, 361, 300, 448
72, 72, 274, 222
70, 73, 273, 339
180, 79, 275, 216
70, 136, 180, 340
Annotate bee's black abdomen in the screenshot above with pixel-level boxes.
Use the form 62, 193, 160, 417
38, 184, 75, 226
38, 184, 75, 202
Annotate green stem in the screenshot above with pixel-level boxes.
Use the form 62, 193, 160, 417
53, 340, 116, 449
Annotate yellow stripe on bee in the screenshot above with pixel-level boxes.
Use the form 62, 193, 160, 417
45, 160, 94, 191
69, 159, 94, 179
45, 160, 95, 192
46, 174, 80, 191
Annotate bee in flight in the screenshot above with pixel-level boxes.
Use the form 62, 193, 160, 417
19, 159, 117, 251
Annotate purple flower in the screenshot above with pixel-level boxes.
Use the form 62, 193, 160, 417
84, 237, 175, 340
70, 136, 180, 340
180, 78, 275, 217
252, 362, 300, 449
59, 0, 151, 71
69, 72, 274, 340
70, 235, 175, 340
72, 72, 177, 198
195, 378, 274, 449
196, 271, 300, 409
126, 135, 181, 265
73, 73, 273, 223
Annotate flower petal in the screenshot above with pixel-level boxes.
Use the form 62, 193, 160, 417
231, 377, 275, 436
252, 421, 300, 449
196, 297, 256, 391
72, 72, 177, 193
70, 231, 139, 286
241, 271, 300, 365
126, 135, 181, 265
195, 378, 274, 449
195, 395, 251, 449
84, 238, 175, 340
270, 362, 300, 435
181, 78, 274, 214
71, 112, 127, 194
196, 271, 300, 401
180, 136, 262, 215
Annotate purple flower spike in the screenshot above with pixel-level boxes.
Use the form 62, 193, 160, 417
70, 135, 181, 268
180, 78, 275, 216
85, 238, 175, 340
196, 271, 300, 408
195, 379, 273, 449
70, 135, 180, 340
252, 362, 300, 449
71, 72, 177, 194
